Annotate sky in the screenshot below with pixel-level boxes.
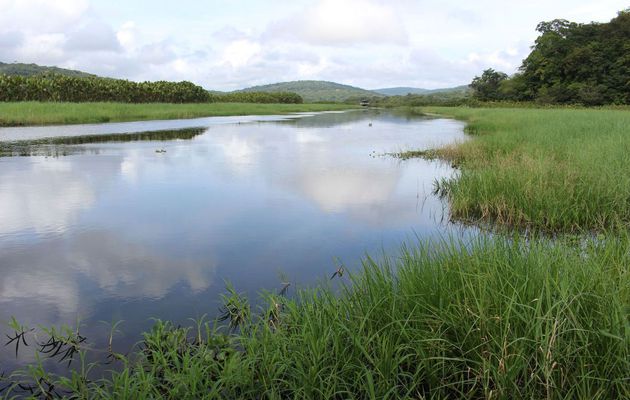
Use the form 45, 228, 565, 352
0, 0, 627, 90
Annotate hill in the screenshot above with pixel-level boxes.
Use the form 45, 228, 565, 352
0, 62, 96, 78
374, 85, 471, 96
239, 80, 383, 102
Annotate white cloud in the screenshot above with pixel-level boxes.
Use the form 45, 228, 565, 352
0, 158, 95, 235
267, 0, 407, 46
0, 0, 626, 90
220, 39, 261, 68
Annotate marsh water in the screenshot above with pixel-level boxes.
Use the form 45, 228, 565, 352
0, 110, 471, 370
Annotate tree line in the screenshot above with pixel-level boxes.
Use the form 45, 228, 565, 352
471, 9, 630, 105
0, 74, 303, 104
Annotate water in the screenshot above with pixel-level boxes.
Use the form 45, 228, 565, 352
0, 110, 471, 371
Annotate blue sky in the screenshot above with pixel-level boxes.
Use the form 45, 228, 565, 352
0, 0, 626, 90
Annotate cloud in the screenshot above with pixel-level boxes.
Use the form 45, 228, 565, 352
0, 231, 215, 314
0, 0, 626, 90
0, 158, 95, 235
267, 0, 407, 46
65, 18, 122, 53
220, 39, 261, 68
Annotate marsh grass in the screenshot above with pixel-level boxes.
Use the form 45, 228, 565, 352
0, 102, 355, 127
0, 128, 207, 157
3, 236, 628, 399
412, 107, 630, 233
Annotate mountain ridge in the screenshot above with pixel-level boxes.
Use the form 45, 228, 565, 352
0, 61, 97, 78
238, 80, 384, 102
373, 85, 471, 96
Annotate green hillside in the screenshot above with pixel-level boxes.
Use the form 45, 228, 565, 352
239, 80, 383, 102
373, 87, 430, 96
374, 85, 471, 96
0, 61, 96, 78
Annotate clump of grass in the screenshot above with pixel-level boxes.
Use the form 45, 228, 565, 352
391, 149, 441, 160
0, 102, 355, 127
4, 235, 628, 399
416, 107, 630, 233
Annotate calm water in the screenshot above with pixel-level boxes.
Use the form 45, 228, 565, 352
0, 110, 470, 370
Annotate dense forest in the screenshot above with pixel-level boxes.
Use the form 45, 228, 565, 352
471, 9, 630, 105
0, 74, 303, 104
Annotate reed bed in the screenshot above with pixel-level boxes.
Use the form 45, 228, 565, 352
3, 236, 628, 399
416, 107, 630, 233
0, 102, 354, 126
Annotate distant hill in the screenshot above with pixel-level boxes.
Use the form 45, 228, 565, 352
239, 80, 384, 102
0, 62, 96, 78
373, 87, 430, 96
374, 85, 471, 96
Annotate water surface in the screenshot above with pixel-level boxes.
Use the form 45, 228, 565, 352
0, 110, 471, 370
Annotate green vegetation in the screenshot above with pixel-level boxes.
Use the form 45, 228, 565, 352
239, 80, 384, 102
373, 85, 471, 96
0, 102, 353, 126
0, 73, 305, 105
214, 91, 303, 104
3, 105, 630, 399
0, 61, 96, 78
0, 128, 206, 157
368, 88, 470, 107
401, 107, 630, 233
0, 75, 212, 103
470, 9, 630, 105
3, 236, 628, 399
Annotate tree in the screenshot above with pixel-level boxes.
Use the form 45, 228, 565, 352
469, 69, 508, 101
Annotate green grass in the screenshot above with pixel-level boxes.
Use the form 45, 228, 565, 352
414, 107, 630, 233
0, 102, 355, 126
4, 236, 628, 399
3, 105, 629, 399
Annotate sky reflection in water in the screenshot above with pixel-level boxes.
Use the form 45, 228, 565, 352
0, 110, 473, 369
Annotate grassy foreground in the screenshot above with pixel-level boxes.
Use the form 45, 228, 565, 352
3, 237, 628, 399
0, 102, 355, 126
415, 107, 630, 233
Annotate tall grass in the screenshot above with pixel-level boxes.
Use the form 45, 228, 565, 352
420, 107, 630, 232
4, 236, 628, 399
0, 102, 354, 126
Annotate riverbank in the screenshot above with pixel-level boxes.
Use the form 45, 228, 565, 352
0, 102, 355, 126
400, 107, 630, 233
3, 106, 628, 399
4, 236, 627, 399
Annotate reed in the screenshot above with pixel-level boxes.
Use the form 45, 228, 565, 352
3, 236, 628, 399
0, 102, 354, 127
416, 107, 630, 233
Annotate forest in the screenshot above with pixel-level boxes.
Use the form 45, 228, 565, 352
471, 9, 630, 105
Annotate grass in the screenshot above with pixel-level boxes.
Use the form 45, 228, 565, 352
406, 107, 630, 233
3, 105, 629, 399
0, 102, 355, 126
3, 236, 628, 399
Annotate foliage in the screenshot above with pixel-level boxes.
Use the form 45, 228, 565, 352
0, 75, 304, 104
360, 88, 471, 107
0, 102, 354, 126
471, 9, 630, 105
469, 69, 509, 101
213, 91, 303, 104
0, 74, 212, 103
3, 236, 628, 399
417, 107, 630, 232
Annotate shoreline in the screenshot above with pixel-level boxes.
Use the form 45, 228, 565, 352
0, 101, 356, 127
